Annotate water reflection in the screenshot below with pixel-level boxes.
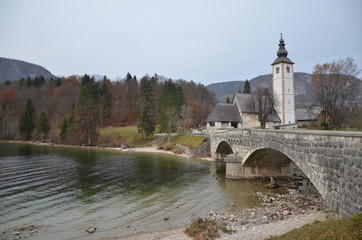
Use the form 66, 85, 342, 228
0, 143, 274, 239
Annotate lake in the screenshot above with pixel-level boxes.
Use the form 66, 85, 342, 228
0, 143, 271, 239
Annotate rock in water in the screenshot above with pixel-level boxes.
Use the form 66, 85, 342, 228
86, 227, 96, 233
164, 216, 170, 221
266, 177, 279, 189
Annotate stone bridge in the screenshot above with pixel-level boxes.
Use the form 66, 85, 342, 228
209, 129, 362, 216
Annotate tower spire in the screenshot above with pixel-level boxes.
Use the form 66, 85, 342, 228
272, 34, 293, 65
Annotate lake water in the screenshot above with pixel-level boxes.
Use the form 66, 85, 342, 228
0, 143, 273, 239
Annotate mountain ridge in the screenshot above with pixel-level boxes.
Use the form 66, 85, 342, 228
206, 72, 362, 108
0, 57, 56, 82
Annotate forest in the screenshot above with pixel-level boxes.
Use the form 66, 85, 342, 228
0, 73, 216, 144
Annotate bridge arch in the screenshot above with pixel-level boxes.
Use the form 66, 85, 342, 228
211, 129, 362, 216
241, 141, 327, 205
215, 141, 234, 160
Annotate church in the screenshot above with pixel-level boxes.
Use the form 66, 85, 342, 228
206, 34, 296, 132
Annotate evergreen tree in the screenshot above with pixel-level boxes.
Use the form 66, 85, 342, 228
55, 78, 62, 87
243, 79, 251, 94
0, 104, 5, 138
73, 74, 100, 144
159, 80, 184, 141
100, 76, 112, 125
137, 76, 155, 140
59, 118, 68, 142
36, 111, 51, 142
226, 96, 231, 103
19, 98, 35, 140
126, 72, 133, 81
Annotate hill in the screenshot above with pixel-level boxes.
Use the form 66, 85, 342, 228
206, 72, 362, 108
0, 57, 56, 83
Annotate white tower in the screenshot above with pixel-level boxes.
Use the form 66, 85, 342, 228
271, 34, 296, 124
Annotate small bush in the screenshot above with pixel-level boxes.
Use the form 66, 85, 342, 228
320, 121, 332, 130
185, 217, 233, 240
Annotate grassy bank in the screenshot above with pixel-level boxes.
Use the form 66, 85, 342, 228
99, 126, 208, 150
170, 135, 208, 149
99, 126, 158, 147
268, 213, 362, 240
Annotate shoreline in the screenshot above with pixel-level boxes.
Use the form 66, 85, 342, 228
102, 188, 334, 240
1, 140, 214, 162
1, 140, 335, 240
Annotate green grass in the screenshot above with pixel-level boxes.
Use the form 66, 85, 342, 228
99, 126, 139, 139
267, 213, 362, 240
99, 126, 157, 147
170, 135, 208, 149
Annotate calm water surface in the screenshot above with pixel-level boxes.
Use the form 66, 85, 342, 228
0, 143, 273, 239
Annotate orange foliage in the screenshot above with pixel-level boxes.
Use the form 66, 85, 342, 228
0, 89, 16, 104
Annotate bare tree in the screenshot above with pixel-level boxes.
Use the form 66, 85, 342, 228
247, 87, 277, 129
311, 57, 360, 128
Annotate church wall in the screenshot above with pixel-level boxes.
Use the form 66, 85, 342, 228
242, 112, 259, 129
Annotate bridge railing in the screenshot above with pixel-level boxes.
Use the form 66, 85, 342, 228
250, 128, 362, 137
177, 132, 209, 137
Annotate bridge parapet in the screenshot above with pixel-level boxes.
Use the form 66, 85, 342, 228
210, 129, 362, 216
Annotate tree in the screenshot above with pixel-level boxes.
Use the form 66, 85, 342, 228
159, 80, 184, 141
36, 111, 51, 142
99, 76, 112, 126
246, 87, 276, 129
59, 118, 68, 142
73, 74, 100, 144
311, 57, 360, 128
226, 96, 231, 103
243, 79, 251, 94
124, 73, 139, 124
137, 76, 155, 140
19, 98, 35, 140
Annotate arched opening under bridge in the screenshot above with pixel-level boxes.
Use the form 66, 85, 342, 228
215, 141, 233, 161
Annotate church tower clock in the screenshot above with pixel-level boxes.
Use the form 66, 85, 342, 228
272, 34, 296, 124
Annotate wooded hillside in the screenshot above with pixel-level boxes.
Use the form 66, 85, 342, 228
0, 74, 216, 143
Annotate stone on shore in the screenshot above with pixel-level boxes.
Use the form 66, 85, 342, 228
86, 227, 97, 233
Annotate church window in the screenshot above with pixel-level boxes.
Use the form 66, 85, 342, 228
286, 66, 290, 73
276, 67, 280, 74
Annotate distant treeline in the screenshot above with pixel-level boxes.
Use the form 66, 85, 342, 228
0, 73, 216, 143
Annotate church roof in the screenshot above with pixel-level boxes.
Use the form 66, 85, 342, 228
233, 93, 281, 123
272, 34, 294, 65
232, 93, 254, 113
296, 106, 324, 121
206, 103, 241, 122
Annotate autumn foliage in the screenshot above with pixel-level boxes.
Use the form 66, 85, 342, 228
0, 74, 216, 142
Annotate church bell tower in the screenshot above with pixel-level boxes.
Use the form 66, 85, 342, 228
272, 34, 296, 124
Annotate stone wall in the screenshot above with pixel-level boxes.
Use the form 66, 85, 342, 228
176, 139, 210, 158
210, 129, 362, 216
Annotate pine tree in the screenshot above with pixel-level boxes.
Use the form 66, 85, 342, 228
243, 79, 251, 94
19, 98, 35, 140
59, 118, 68, 142
226, 96, 231, 103
137, 76, 155, 140
36, 111, 51, 142
100, 76, 112, 125
159, 80, 185, 141
73, 74, 100, 144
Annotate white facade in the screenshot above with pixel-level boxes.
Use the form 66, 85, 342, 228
272, 35, 296, 124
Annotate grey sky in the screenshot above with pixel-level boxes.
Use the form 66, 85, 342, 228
1, 0, 361, 84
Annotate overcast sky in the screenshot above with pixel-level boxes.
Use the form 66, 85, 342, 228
1, 0, 361, 84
